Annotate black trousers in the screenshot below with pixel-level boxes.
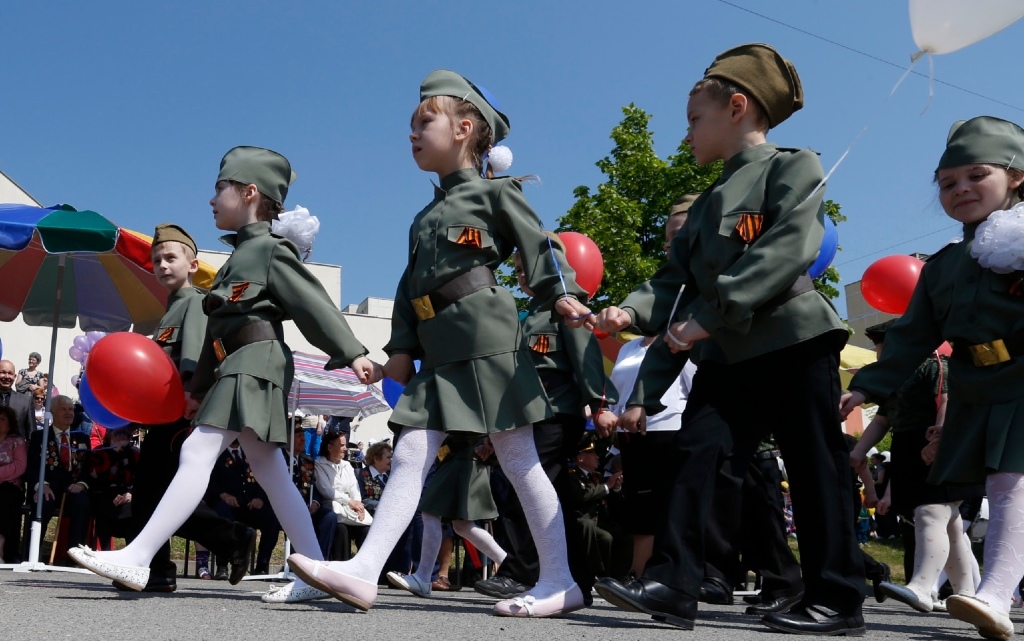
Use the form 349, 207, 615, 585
705, 449, 804, 598
132, 421, 249, 579
495, 414, 592, 591
644, 334, 864, 615
0, 482, 24, 562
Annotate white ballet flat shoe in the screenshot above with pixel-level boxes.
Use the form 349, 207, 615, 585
879, 582, 933, 613
287, 553, 378, 611
68, 546, 149, 591
493, 583, 585, 618
261, 581, 331, 603
946, 595, 1015, 640
386, 571, 432, 598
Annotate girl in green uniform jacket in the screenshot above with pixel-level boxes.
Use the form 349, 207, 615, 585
71, 146, 379, 592
844, 116, 1024, 641
289, 70, 594, 619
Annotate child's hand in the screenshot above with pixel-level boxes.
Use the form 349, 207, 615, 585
664, 320, 708, 353
839, 391, 866, 419
618, 405, 647, 435
351, 356, 381, 384
875, 495, 891, 516
556, 297, 595, 329
594, 307, 632, 334
849, 449, 868, 473
383, 354, 415, 385
593, 409, 618, 437
183, 393, 201, 420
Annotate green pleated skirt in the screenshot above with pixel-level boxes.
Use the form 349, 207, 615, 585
419, 437, 498, 521
193, 373, 291, 444
929, 396, 1024, 485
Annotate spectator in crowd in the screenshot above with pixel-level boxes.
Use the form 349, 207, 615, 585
301, 412, 325, 459
32, 390, 48, 431
14, 352, 44, 395
0, 360, 34, 439
207, 440, 280, 577
0, 405, 27, 562
88, 427, 140, 544
570, 435, 624, 580
359, 441, 392, 515
288, 426, 335, 560
316, 432, 370, 553
27, 395, 92, 560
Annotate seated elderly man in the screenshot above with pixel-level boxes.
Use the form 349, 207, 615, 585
27, 395, 92, 560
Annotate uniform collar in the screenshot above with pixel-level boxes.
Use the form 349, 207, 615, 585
219, 221, 272, 248
167, 286, 201, 304
434, 167, 481, 197
721, 143, 779, 179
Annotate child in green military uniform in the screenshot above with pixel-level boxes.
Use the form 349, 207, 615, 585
843, 116, 1024, 640
589, 44, 865, 635
289, 70, 593, 618
71, 147, 380, 594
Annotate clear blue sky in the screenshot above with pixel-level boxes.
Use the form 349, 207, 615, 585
3, 1, 1022, 319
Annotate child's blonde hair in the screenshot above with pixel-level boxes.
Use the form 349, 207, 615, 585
690, 77, 769, 132
230, 181, 286, 222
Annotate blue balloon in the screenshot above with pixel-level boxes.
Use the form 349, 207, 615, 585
78, 373, 131, 429
808, 217, 839, 279
381, 360, 422, 409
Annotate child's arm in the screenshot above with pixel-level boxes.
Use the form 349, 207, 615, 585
689, 150, 825, 336
626, 338, 692, 416
850, 414, 890, 473
179, 293, 208, 385
382, 270, 423, 384
561, 324, 618, 417
268, 243, 371, 371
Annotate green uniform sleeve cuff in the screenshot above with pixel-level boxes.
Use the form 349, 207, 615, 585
693, 304, 727, 335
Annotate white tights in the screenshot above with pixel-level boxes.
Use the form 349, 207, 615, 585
92, 425, 323, 567
904, 501, 977, 600
975, 472, 1024, 615
329, 426, 574, 599
409, 513, 507, 585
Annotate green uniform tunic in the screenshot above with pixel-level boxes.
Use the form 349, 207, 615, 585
851, 225, 1024, 484
190, 222, 368, 444
619, 144, 847, 410
520, 296, 618, 416
155, 286, 207, 383
385, 168, 587, 433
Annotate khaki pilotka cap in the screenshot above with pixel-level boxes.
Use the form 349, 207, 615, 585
703, 43, 804, 128
669, 193, 700, 216
420, 70, 511, 144
936, 116, 1024, 172
152, 223, 197, 256
217, 146, 297, 205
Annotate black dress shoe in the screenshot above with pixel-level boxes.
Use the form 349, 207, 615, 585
699, 576, 734, 606
213, 564, 229, 581
228, 527, 257, 585
746, 593, 803, 615
474, 575, 528, 598
872, 563, 890, 603
112, 575, 178, 593
594, 577, 697, 630
762, 604, 865, 636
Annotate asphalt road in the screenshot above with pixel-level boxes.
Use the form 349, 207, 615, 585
1, 569, 1011, 641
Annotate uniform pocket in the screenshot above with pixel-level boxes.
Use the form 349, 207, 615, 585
527, 333, 559, 354
719, 211, 765, 244
154, 326, 180, 344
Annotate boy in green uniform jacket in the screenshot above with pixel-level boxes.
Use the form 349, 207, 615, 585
589, 44, 864, 635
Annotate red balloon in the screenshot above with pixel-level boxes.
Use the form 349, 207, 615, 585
860, 255, 925, 315
84, 332, 185, 424
557, 231, 604, 298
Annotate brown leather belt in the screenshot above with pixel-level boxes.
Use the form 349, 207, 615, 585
212, 320, 284, 361
412, 265, 497, 321
950, 329, 1024, 367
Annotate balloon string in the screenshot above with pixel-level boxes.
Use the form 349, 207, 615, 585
547, 234, 591, 321
809, 55, 921, 199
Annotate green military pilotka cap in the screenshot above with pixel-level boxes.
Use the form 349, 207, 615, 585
703, 43, 804, 128
936, 116, 1024, 172
420, 69, 511, 143
669, 193, 700, 216
217, 146, 297, 205
864, 319, 897, 344
152, 223, 197, 256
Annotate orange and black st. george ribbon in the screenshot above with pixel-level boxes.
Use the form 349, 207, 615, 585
455, 227, 483, 248
156, 327, 175, 343
531, 335, 550, 354
734, 213, 764, 243
228, 282, 251, 303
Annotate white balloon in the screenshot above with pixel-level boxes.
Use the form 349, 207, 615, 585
910, 0, 1024, 55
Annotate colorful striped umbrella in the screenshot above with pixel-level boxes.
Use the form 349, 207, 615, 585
289, 350, 390, 418
0, 204, 216, 334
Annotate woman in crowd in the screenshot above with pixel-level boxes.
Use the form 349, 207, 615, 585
15, 352, 43, 394
0, 405, 27, 562
316, 432, 370, 556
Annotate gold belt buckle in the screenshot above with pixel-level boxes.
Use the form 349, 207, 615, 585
412, 295, 435, 321
213, 338, 227, 362
969, 339, 1010, 367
